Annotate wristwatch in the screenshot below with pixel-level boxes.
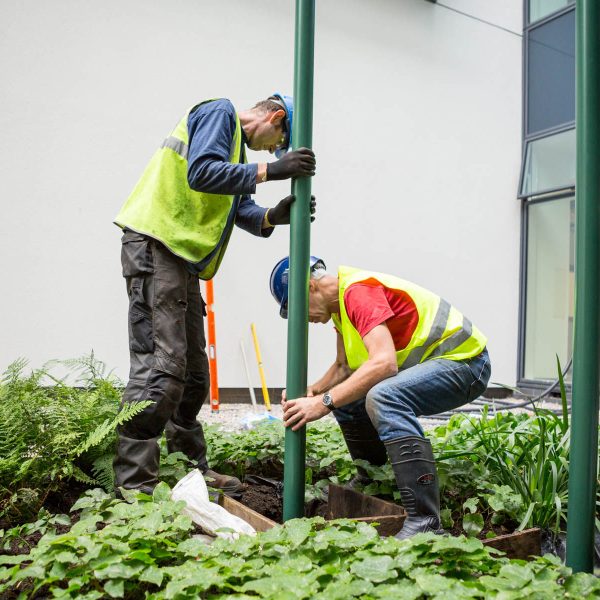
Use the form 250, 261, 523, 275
322, 392, 335, 411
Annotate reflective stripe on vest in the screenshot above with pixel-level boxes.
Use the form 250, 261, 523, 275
161, 136, 189, 159
114, 99, 242, 279
401, 298, 451, 369
334, 266, 487, 371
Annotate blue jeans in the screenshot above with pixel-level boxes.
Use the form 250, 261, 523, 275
333, 348, 491, 441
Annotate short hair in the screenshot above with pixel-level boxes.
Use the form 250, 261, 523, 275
253, 98, 284, 114
311, 268, 328, 281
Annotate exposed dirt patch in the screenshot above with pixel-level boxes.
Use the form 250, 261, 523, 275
43, 483, 88, 516
0, 484, 85, 557
239, 483, 283, 523
237, 475, 328, 524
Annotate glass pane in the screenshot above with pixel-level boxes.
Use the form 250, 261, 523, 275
524, 197, 574, 381
520, 128, 575, 196
529, 0, 574, 23
527, 9, 575, 135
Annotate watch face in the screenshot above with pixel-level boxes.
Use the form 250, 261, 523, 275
323, 393, 333, 408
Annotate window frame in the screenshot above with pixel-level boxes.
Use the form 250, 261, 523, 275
517, 190, 575, 390
523, 5, 576, 139
517, 1, 576, 390
526, 0, 575, 26
517, 124, 576, 199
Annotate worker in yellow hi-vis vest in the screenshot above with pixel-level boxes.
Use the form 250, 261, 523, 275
112, 95, 316, 498
270, 257, 491, 540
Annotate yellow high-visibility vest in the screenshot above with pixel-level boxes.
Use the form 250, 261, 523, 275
331, 266, 487, 371
114, 99, 242, 280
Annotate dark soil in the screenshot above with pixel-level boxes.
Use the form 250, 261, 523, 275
43, 483, 88, 516
0, 483, 87, 557
239, 484, 283, 523
237, 476, 328, 524
447, 514, 520, 540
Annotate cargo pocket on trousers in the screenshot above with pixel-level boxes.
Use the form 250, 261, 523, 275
121, 231, 154, 277
128, 278, 154, 353
129, 309, 154, 353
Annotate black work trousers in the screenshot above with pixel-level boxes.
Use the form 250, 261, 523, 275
118, 230, 210, 467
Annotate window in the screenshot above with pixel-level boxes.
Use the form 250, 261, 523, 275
519, 2, 575, 386
529, 0, 575, 24
520, 128, 575, 197
526, 9, 575, 135
523, 197, 574, 381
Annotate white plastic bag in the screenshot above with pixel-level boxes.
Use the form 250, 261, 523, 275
171, 469, 255, 540
241, 411, 281, 430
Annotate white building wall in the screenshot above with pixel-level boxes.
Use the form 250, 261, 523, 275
0, 0, 522, 388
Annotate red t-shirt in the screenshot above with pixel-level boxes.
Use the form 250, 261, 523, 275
343, 280, 418, 350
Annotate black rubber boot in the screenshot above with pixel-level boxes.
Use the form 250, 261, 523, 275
165, 420, 242, 496
385, 436, 444, 540
339, 419, 388, 488
113, 433, 160, 495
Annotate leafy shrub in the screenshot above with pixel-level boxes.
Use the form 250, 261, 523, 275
0, 355, 150, 523
1, 485, 599, 599
205, 420, 356, 503
204, 404, 598, 535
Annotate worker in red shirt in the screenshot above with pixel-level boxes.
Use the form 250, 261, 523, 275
270, 257, 491, 539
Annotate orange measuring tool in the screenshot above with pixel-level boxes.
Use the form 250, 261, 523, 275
205, 279, 219, 412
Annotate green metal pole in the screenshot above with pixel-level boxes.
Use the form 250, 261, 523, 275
566, 0, 600, 573
283, 0, 315, 521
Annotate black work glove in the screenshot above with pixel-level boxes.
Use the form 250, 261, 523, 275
266, 148, 316, 181
267, 195, 317, 226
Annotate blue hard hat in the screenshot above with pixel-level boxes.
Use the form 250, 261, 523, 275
270, 256, 326, 319
270, 92, 293, 158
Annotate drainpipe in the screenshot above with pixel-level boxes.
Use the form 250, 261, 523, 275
566, 0, 600, 573
283, 0, 316, 521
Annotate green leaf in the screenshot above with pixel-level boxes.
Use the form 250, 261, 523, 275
370, 580, 422, 599
284, 519, 312, 547
94, 562, 144, 580
462, 513, 484, 537
564, 572, 600, 596
556, 354, 569, 430
177, 537, 210, 557
152, 481, 172, 502
139, 565, 164, 586
350, 555, 397, 583
462, 497, 479, 514
440, 508, 454, 529
104, 578, 125, 598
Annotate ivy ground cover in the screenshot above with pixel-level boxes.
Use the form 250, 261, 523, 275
1, 487, 599, 599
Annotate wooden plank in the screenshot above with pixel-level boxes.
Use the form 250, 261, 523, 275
482, 527, 541, 560
352, 515, 406, 537
327, 485, 541, 556
328, 484, 405, 519
219, 495, 277, 532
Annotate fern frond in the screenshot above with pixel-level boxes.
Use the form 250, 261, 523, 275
1, 358, 29, 385
114, 400, 153, 426
75, 400, 152, 456
72, 465, 97, 485
92, 454, 115, 492
75, 419, 113, 457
